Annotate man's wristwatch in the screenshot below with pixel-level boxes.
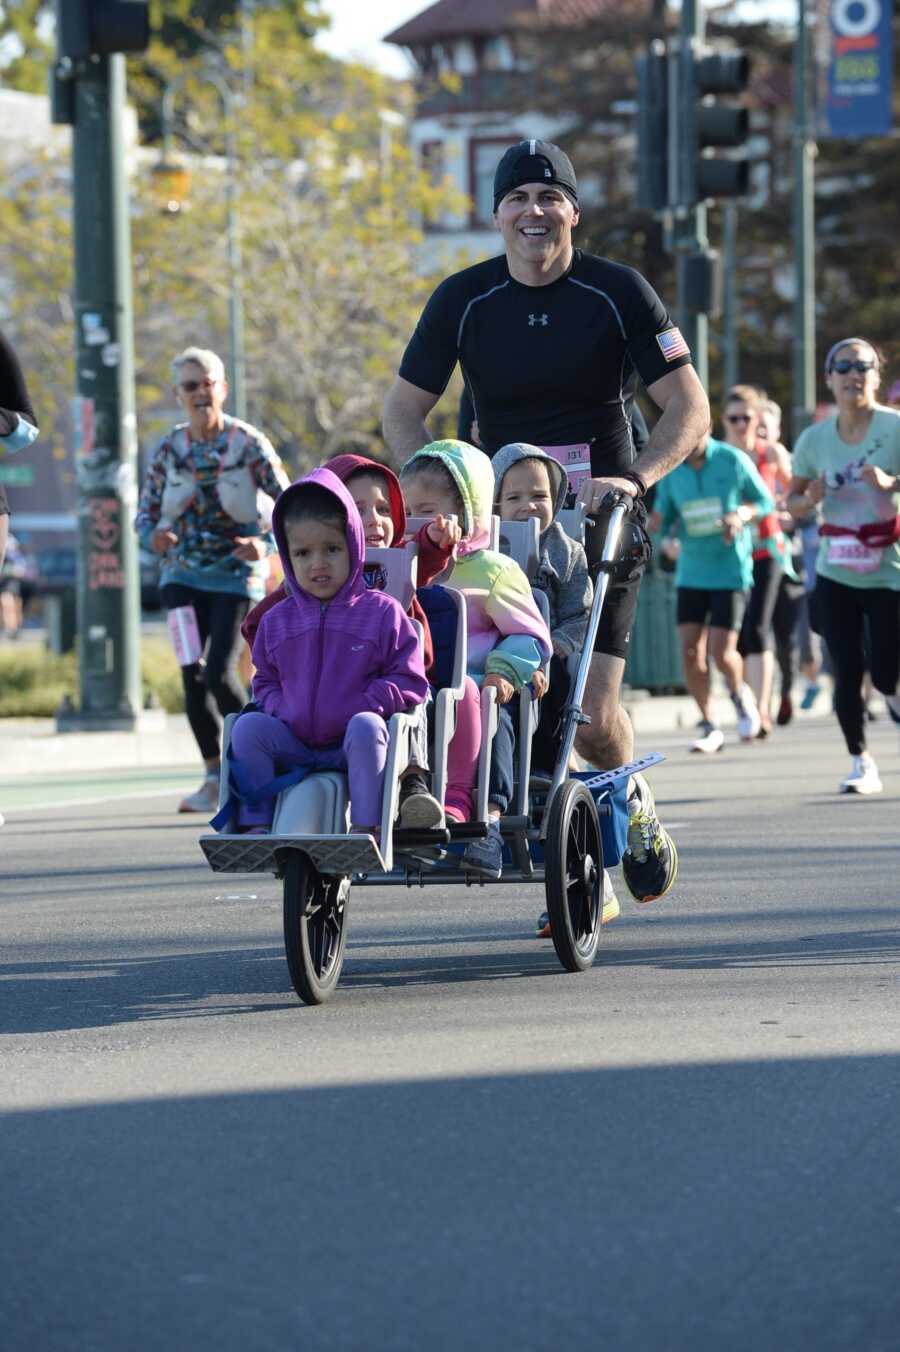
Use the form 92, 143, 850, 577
621, 469, 648, 498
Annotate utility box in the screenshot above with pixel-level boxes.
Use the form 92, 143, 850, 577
624, 564, 684, 691
44, 590, 78, 655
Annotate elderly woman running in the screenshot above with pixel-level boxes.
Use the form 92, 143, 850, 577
135, 347, 290, 812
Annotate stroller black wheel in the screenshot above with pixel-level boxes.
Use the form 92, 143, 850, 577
282, 853, 350, 1004
543, 779, 604, 972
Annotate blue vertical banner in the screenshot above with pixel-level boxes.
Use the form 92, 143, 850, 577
822, 0, 894, 136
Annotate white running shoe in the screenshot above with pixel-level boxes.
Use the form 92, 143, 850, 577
178, 774, 220, 813
731, 684, 761, 741
839, 754, 882, 795
690, 722, 725, 754
600, 870, 621, 923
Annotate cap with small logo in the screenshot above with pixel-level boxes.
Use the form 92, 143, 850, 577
492, 139, 578, 213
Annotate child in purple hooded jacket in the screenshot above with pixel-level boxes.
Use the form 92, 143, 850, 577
230, 468, 428, 834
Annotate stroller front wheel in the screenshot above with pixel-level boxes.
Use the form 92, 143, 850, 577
282, 852, 351, 1004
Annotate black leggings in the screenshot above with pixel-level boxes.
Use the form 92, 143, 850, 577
815, 575, 900, 755
772, 574, 806, 695
161, 584, 250, 761
738, 555, 782, 656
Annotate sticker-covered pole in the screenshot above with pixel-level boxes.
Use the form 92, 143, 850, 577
65, 51, 142, 729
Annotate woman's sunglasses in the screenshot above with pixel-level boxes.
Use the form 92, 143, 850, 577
179, 377, 218, 393
829, 359, 876, 374
724, 413, 753, 424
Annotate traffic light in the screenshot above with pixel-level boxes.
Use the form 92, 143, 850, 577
636, 40, 669, 212
680, 44, 751, 206
56, 0, 150, 61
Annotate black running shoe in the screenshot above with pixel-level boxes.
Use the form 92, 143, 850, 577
621, 773, 678, 903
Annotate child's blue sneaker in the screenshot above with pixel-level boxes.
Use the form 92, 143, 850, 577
462, 819, 503, 879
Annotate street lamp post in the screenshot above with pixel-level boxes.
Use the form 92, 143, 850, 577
792, 0, 816, 440
160, 71, 247, 421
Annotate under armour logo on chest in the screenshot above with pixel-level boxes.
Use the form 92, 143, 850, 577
528, 313, 549, 327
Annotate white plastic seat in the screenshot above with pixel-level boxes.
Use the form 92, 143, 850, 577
558, 503, 587, 544
363, 540, 417, 612
497, 516, 540, 581
423, 586, 469, 812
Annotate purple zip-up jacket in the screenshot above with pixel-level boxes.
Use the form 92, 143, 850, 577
251, 468, 428, 747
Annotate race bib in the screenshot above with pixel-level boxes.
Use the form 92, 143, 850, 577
826, 537, 883, 573
542, 443, 592, 494
167, 604, 203, 666
681, 496, 723, 538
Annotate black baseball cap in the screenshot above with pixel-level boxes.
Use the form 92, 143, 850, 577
492, 139, 578, 213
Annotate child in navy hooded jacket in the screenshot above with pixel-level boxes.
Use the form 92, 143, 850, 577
230, 468, 428, 833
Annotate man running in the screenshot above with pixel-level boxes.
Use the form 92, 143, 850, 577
648, 429, 774, 751
383, 139, 710, 903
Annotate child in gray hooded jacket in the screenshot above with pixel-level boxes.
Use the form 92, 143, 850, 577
493, 442, 593, 774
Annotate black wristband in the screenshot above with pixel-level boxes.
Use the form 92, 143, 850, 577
622, 469, 648, 498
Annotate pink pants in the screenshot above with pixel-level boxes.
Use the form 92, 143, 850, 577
444, 676, 481, 823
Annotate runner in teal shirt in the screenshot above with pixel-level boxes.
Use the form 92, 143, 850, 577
652, 435, 774, 590
648, 434, 774, 752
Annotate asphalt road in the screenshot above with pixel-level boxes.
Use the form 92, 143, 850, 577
2, 717, 899, 1351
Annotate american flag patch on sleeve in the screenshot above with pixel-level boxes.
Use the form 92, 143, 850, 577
656, 327, 690, 362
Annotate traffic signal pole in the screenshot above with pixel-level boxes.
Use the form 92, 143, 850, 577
792, 0, 816, 439
671, 0, 709, 387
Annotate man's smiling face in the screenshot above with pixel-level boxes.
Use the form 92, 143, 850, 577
494, 183, 580, 275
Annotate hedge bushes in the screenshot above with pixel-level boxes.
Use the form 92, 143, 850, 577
0, 637, 184, 718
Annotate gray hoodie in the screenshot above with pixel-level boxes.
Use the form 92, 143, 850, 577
492, 443, 593, 658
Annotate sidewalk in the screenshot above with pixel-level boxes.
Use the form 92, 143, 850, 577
1, 712, 198, 778
1, 685, 833, 778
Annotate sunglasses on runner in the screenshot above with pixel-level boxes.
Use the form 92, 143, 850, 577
179, 377, 219, 393
829, 359, 876, 374
724, 413, 753, 423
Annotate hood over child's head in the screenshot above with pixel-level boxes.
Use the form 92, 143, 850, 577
400, 439, 495, 556
323, 453, 406, 549
272, 467, 365, 604
492, 443, 568, 534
